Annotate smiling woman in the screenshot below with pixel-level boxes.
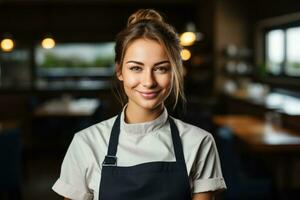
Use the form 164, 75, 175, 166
117, 38, 172, 122
53, 9, 226, 200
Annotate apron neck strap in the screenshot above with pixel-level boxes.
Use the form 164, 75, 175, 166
103, 114, 185, 166
168, 116, 185, 162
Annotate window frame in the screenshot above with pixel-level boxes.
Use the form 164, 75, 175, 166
255, 13, 300, 91
263, 21, 300, 79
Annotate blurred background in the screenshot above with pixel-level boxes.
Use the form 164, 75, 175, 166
0, 0, 300, 199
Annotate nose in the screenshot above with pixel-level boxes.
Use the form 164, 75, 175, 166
142, 69, 157, 88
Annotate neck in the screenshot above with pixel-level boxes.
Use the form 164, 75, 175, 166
125, 103, 164, 124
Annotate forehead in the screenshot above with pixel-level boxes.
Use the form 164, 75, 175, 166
123, 38, 169, 63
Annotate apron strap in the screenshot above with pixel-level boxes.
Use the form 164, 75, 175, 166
168, 117, 185, 162
103, 114, 121, 166
102, 114, 186, 166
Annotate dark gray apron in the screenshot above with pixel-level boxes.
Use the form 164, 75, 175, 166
99, 114, 192, 200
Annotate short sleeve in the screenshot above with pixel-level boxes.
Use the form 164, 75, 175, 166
191, 134, 227, 193
52, 134, 93, 200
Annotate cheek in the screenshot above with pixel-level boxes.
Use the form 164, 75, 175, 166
158, 74, 172, 90
122, 72, 140, 88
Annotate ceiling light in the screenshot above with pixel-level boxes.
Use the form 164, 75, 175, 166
42, 37, 55, 49
1, 38, 14, 52
181, 49, 191, 61
180, 32, 197, 46
180, 22, 203, 46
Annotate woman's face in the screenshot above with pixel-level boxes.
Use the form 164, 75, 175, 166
118, 38, 172, 111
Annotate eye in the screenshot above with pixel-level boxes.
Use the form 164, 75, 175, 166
129, 66, 142, 72
154, 66, 170, 73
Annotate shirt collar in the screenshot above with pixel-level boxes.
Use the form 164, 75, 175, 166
120, 106, 168, 135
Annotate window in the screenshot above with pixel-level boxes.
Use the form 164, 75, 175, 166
286, 27, 300, 76
35, 42, 115, 76
265, 25, 300, 77
266, 30, 284, 75
35, 42, 115, 90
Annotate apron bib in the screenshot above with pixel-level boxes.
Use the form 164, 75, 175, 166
99, 114, 192, 200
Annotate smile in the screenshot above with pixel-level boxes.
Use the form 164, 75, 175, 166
138, 91, 160, 99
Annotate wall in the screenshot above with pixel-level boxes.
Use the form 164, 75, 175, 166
213, 0, 251, 94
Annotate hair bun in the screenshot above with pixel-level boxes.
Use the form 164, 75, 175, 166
127, 9, 164, 27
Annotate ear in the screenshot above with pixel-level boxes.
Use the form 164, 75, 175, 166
116, 63, 123, 81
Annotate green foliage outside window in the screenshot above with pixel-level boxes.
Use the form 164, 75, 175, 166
41, 52, 114, 68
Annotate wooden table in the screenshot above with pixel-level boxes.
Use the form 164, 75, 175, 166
32, 98, 101, 149
213, 115, 300, 152
213, 115, 300, 193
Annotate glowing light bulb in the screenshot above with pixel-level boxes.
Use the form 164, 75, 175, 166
42, 37, 55, 49
180, 32, 196, 46
1, 38, 14, 52
181, 49, 191, 61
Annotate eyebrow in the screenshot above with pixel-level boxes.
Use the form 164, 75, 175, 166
125, 60, 170, 66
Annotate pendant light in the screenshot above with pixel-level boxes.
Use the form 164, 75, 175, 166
180, 22, 203, 46
181, 48, 191, 61
1, 35, 15, 52
41, 35, 56, 49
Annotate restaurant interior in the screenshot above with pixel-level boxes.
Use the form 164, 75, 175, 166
0, 0, 300, 199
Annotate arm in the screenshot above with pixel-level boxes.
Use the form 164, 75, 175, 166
192, 192, 214, 200
191, 135, 226, 199
53, 134, 93, 200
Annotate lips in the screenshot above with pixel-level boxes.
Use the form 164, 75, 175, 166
138, 91, 160, 99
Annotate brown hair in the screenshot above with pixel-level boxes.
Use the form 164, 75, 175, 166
113, 9, 185, 109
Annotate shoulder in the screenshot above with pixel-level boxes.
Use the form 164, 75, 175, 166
72, 115, 118, 148
170, 116, 215, 146
171, 116, 212, 139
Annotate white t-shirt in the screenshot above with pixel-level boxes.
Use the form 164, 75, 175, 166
52, 107, 226, 200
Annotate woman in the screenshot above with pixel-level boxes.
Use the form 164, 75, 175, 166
53, 9, 226, 200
